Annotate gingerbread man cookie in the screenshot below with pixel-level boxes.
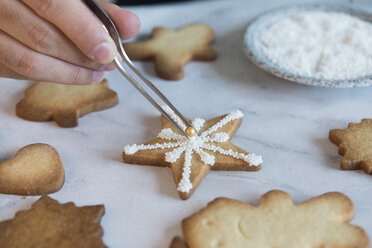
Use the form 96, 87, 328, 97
123, 106, 262, 200
124, 23, 216, 80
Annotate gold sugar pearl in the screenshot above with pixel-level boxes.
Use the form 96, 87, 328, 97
186, 126, 196, 137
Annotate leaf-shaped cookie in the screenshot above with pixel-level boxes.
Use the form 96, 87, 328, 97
0, 196, 106, 248
330, 119, 372, 174
0, 143, 64, 195
16, 79, 118, 127
174, 190, 369, 248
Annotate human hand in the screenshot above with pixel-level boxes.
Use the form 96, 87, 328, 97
0, 0, 140, 84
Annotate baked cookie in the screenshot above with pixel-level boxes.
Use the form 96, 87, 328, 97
124, 23, 216, 80
123, 106, 262, 200
173, 190, 369, 248
0, 143, 64, 195
329, 119, 372, 174
16, 79, 118, 127
170, 237, 188, 248
0, 196, 106, 248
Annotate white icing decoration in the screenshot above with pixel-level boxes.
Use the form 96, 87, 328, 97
202, 144, 262, 166
124, 142, 181, 154
201, 110, 243, 137
196, 149, 215, 165
192, 118, 205, 132
123, 108, 263, 193
162, 105, 187, 131
211, 132, 229, 143
177, 149, 193, 193
165, 147, 185, 163
124, 144, 139, 155
158, 128, 183, 140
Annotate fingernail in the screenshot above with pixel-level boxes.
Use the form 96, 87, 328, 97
115, 54, 123, 63
99, 54, 123, 71
92, 42, 115, 63
92, 71, 106, 83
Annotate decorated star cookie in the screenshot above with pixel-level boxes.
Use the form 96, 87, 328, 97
0, 143, 64, 196
123, 106, 262, 200
16, 79, 118, 127
172, 190, 369, 248
0, 196, 106, 248
124, 23, 216, 80
329, 119, 372, 174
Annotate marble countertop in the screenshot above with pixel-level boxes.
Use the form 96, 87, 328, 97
1, 0, 372, 247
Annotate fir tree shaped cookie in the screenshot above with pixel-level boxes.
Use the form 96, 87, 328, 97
124, 23, 216, 80
123, 106, 262, 200
329, 119, 372, 174
172, 190, 369, 248
0, 196, 106, 248
16, 79, 118, 127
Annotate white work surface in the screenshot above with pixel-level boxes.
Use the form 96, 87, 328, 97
0, 0, 372, 247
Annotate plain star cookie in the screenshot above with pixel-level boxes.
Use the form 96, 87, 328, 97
124, 23, 216, 80
16, 79, 118, 127
0, 144, 64, 195
123, 106, 262, 200
330, 119, 372, 174
0, 196, 106, 248
172, 190, 369, 248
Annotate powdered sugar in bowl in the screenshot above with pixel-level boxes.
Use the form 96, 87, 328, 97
244, 4, 372, 88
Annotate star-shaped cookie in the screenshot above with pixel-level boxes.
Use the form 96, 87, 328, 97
124, 23, 216, 80
329, 119, 372, 174
0, 196, 106, 248
122, 107, 262, 200
172, 190, 369, 248
16, 79, 118, 127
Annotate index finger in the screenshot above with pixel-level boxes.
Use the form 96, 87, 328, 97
22, 0, 117, 64
99, 1, 140, 40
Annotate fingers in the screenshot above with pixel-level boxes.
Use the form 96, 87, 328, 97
22, 0, 117, 64
0, 62, 25, 80
0, 31, 105, 85
100, 1, 140, 40
0, 0, 139, 83
0, 0, 115, 71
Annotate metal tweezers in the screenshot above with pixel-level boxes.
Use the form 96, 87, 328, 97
82, 0, 193, 139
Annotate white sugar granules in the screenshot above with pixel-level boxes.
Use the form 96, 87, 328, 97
259, 11, 372, 80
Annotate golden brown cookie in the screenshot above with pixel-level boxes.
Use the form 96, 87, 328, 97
178, 190, 369, 248
16, 79, 118, 127
170, 237, 188, 248
124, 23, 216, 80
329, 119, 372, 174
0, 143, 64, 195
0, 195, 106, 248
123, 106, 262, 200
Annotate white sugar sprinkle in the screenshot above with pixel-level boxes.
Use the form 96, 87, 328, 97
258, 11, 372, 80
